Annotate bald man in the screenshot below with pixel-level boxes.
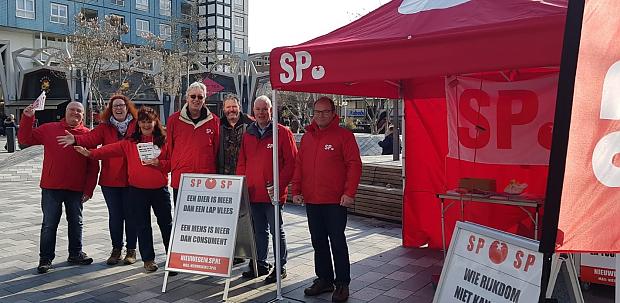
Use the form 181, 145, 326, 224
19, 101, 100, 274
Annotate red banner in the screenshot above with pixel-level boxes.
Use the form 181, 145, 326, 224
168, 252, 230, 275
446, 75, 557, 165
557, 0, 620, 252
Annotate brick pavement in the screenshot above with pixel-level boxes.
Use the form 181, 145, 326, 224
0, 136, 613, 303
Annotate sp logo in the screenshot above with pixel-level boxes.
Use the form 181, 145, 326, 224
267, 143, 273, 149
324, 144, 334, 151
206, 129, 214, 134
279, 51, 325, 84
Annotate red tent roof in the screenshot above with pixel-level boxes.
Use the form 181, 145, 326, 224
269, 0, 567, 98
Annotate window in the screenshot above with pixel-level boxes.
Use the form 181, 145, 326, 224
181, 2, 193, 16
111, 0, 124, 6
50, 3, 67, 24
233, 0, 242, 8
160, 0, 171, 16
16, 0, 35, 19
224, 17, 230, 28
224, 29, 230, 40
81, 8, 98, 21
109, 14, 125, 26
136, 0, 148, 11
181, 27, 190, 40
216, 4, 222, 14
207, 4, 215, 14
136, 19, 150, 37
159, 24, 171, 41
224, 6, 230, 16
233, 16, 243, 28
233, 37, 243, 53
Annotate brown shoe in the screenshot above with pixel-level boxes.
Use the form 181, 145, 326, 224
106, 248, 122, 265
304, 278, 334, 296
144, 260, 158, 272
123, 249, 137, 265
332, 284, 349, 302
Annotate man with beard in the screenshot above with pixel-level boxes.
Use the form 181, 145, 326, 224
217, 94, 253, 266
18, 101, 100, 274
218, 94, 253, 175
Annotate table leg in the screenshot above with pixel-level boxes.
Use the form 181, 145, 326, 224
535, 207, 539, 240
441, 198, 447, 259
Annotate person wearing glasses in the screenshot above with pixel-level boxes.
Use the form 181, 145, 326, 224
291, 96, 362, 302
166, 82, 220, 204
74, 107, 172, 273
57, 95, 139, 267
236, 95, 298, 284
18, 101, 100, 274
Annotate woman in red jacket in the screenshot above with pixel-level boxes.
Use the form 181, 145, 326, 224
74, 107, 172, 273
57, 95, 139, 266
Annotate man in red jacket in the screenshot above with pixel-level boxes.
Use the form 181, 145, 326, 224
18, 101, 100, 274
236, 95, 297, 284
166, 82, 220, 204
292, 97, 362, 302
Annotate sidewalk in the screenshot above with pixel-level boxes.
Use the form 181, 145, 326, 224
0, 137, 441, 303
0, 136, 613, 302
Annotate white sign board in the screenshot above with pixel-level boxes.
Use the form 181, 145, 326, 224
580, 253, 616, 286
434, 221, 543, 303
165, 174, 243, 277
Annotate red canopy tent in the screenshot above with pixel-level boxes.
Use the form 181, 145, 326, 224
269, 0, 567, 249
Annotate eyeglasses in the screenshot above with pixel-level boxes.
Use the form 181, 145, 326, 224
313, 109, 333, 116
190, 95, 205, 100
112, 104, 126, 109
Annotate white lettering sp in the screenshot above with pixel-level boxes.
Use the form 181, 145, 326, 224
206, 129, 213, 134
324, 144, 334, 151
593, 61, 620, 186
267, 143, 273, 149
398, 0, 471, 14
279, 51, 325, 84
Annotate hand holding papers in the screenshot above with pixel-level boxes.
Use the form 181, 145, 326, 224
137, 142, 155, 165
32, 91, 46, 111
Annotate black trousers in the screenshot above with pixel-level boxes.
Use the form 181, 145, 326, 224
128, 186, 172, 262
306, 203, 350, 285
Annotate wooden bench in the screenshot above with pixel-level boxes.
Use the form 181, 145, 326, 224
349, 163, 403, 223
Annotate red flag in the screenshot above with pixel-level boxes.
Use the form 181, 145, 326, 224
202, 78, 224, 97
557, 0, 620, 252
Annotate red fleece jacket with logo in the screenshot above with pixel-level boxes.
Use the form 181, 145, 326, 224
88, 137, 170, 189
291, 117, 362, 204
75, 120, 136, 187
166, 105, 220, 189
18, 115, 99, 197
236, 123, 298, 203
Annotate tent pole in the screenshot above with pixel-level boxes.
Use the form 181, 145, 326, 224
271, 89, 283, 300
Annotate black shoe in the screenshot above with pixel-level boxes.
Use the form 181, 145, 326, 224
37, 259, 52, 274
265, 268, 286, 284
304, 278, 335, 296
233, 258, 245, 265
168, 271, 178, 276
67, 252, 93, 265
332, 284, 349, 302
241, 264, 272, 278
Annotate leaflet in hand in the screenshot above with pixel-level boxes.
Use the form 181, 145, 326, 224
32, 91, 46, 111
137, 142, 154, 164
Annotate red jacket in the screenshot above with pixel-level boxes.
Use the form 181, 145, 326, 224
75, 120, 136, 187
236, 123, 297, 203
166, 105, 220, 188
18, 115, 99, 197
89, 137, 170, 189
291, 117, 362, 204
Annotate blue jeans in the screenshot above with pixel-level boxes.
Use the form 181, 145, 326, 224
129, 186, 172, 262
101, 186, 136, 250
39, 189, 84, 261
250, 203, 287, 270
306, 203, 350, 285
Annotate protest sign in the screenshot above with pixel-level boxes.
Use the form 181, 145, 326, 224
580, 253, 616, 286
165, 174, 244, 277
434, 221, 543, 303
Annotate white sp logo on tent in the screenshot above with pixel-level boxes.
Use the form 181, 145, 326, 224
398, 0, 470, 14
279, 51, 325, 84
